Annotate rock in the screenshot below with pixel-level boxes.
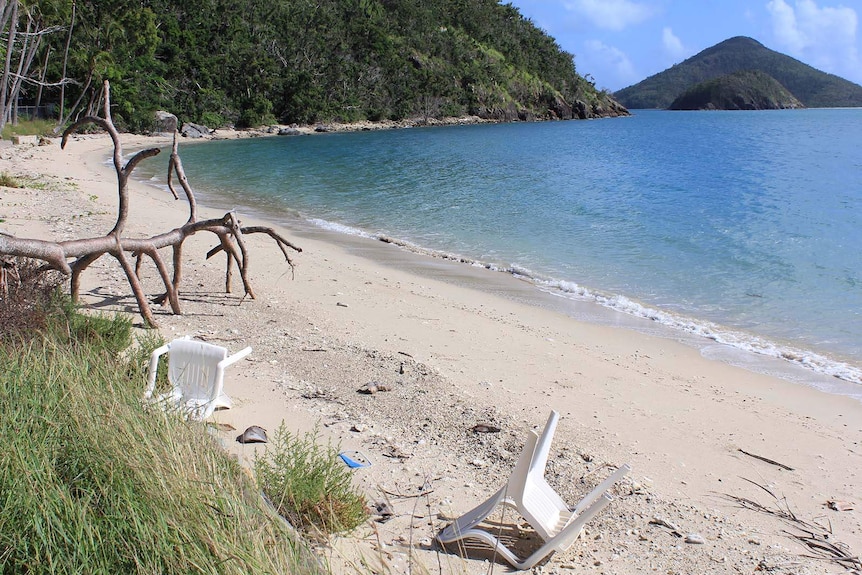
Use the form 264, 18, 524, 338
574, 100, 588, 120
181, 122, 210, 138
278, 127, 303, 136
470, 423, 501, 433
372, 501, 394, 522
153, 110, 178, 133
685, 533, 705, 544
11, 135, 38, 146
827, 500, 854, 511
236, 425, 268, 444
358, 382, 391, 394
650, 516, 681, 532
351, 423, 367, 433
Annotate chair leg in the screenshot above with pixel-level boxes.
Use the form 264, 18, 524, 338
444, 527, 532, 570
437, 486, 507, 543
516, 493, 613, 570
571, 463, 631, 515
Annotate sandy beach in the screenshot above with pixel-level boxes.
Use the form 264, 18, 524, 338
2, 130, 861, 574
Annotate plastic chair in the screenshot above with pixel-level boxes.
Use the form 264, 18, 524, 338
145, 336, 252, 421
437, 410, 631, 570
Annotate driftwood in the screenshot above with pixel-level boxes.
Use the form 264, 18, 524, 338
0, 80, 301, 327
737, 448, 795, 471
726, 478, 861, 571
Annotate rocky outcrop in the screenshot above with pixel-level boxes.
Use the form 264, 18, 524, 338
181, 122, 211, 138
153, 111, 178, 134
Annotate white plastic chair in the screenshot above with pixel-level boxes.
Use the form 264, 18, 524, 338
437, 410, 631, 570
145, 336, 252, 421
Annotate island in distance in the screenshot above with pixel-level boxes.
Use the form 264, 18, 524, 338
615, 36, 862, 110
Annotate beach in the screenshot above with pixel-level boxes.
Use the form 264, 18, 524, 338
2, 131, 861, 574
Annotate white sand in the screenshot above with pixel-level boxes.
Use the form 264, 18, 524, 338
1, 131, 860, 574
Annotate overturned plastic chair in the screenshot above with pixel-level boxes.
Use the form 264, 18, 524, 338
437, 410, 631, 570
145, 336, 252, 421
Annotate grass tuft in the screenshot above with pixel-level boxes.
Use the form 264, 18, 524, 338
0, 171, 21, 188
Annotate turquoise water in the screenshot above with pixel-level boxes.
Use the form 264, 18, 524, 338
155, 109, 862, 390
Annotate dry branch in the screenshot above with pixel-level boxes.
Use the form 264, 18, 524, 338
737, 448, 795, 471
725, 478, 861, 571
0, 80, 301, 327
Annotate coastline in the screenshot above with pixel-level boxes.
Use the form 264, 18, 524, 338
167, 118, 862, 392
2, 132, 861, 573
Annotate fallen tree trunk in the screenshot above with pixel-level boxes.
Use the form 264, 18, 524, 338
0, 80, 301, 327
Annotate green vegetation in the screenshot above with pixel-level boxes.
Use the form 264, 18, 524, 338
615, 36, 862, 109
0, 119, 57, 140
255, 424, 368, 535
0, 171, 22, 188
0, 262, 327, 574
5, 0, 624, 134
669, 70, 804, 110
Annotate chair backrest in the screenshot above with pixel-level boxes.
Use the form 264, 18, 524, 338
167, 339, 229, 404
515, 410, 571, 540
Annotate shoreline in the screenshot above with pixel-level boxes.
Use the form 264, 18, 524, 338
142, 126, 862, 395
3, 133, 862, 573
291, 214, 862, 396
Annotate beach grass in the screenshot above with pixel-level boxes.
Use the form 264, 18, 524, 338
0, 170, 21, 188
0, 267, 324, 574
1, 118, 57, 140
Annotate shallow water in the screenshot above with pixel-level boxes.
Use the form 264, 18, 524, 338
144, 109, 862, 393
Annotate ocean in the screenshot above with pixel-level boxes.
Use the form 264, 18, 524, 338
145, 109, 862, 398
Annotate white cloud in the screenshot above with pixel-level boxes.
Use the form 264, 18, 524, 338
583, 39, 638, 88
766, 0, 860, 80
661, 27, 688, 60
566, 0, 655, 31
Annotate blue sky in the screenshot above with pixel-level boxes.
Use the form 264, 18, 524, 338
505, 0, 862, 92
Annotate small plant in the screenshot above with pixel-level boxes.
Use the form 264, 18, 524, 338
255, 423, 368, 535
0, 171, 21, 188
0, 257, 64, 337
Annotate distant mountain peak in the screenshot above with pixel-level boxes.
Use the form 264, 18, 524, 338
615, 36, 862, 109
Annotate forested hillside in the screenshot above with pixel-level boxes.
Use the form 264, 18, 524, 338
615, 36, 862, 109
0, 0, 626, 133
668, 70, 803, 110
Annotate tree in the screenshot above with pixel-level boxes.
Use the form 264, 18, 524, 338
0, 0, 66, 131
0, 81, 301, 327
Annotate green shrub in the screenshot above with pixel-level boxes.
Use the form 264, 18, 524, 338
200, 111, 227, 130
255, 423, 368, 535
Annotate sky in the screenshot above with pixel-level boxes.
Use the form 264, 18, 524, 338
505, 0, 862, 92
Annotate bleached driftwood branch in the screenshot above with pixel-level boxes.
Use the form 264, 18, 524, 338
0, 80, 301, 327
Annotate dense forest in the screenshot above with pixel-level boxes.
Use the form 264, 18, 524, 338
615, 36, 862, 109
0, 0, 626, 133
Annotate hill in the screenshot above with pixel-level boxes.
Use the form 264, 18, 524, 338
669, 70, 804, 110
10, 0, 627, 133
615, 36, 862, 109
